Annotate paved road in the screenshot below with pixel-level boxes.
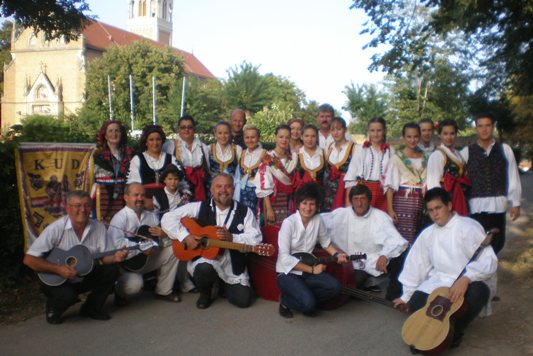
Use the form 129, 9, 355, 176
2, 175, 530, 356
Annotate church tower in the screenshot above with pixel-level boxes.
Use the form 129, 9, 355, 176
126, 0, 173, 45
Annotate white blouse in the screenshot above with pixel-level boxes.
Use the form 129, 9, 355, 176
253, 150, 297, 198
162, 136, 210, 169
327, 141, 355, 166
345, 144, 395, 188
384, 155, 426, 192
298, 147, 325, 171
426, 144, 464, 190
127, 152, 179, 184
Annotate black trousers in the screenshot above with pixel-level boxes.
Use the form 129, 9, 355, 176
192, 263, 253, 308
354, 251, 407, 301
407, 281, 490, 336
40, 264, 119, 314
470, 212, 506, 254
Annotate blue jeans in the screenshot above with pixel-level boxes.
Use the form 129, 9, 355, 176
277, 272, 342, 313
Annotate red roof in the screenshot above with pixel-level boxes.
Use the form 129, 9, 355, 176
82, 20, 216, 79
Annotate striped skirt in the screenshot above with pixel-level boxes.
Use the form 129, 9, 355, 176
392, 187, 424, 245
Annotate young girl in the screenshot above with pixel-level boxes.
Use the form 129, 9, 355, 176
345, 117, 394, 212
427, 119, 470, 216
234, 125, 266, 217
254, 125, 297, 225
293, 125, 327, 193
208, 121, 242, 178
152, 165, 192, 220
323, 117, 356, 211
385, 123, 427, 245
288, 118, 304, 154
276, 183, 347, 318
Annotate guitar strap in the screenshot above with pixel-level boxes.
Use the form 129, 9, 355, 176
455, 229, 493, 283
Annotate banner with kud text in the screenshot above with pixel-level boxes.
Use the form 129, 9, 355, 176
15, 142, 95, 250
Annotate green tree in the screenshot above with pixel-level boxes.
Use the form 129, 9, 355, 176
249, 101, 294, 141
1, 0, 93, 41
223, 61, 271, 114
80, 41, 184, 135
343, 83, 388, 134
0, 21, 12, 94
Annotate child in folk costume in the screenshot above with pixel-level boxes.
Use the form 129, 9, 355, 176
254, 125, 297, 226
385, 123, 428, 245
293, 125, 327, 193
208, 120, 242, 180
234, 125, 266, 217
162, 115, 210, 202
323, 117, 356, 211
345, 117, 394, 212
151, 165, 192, 220
427, 119, 470, 216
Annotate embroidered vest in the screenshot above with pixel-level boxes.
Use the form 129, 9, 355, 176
138, 153, 172, 184
209, 144, 238, 176
153, 190, 170, 220
467, 143, 508, 197
197, 200, 249, 275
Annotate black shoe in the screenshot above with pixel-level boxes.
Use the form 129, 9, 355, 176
279, 304, 293, 319
45, 305, 64, 325
451, 332, 464, 348
196, 293, 212, 309
114, 293, 128, 307
80, 306, 111, 321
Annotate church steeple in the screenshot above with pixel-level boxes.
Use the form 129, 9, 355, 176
126, 0, 173, 46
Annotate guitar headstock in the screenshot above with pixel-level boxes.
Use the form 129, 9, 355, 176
254, 243, 276, 257
349, 253, 367, 261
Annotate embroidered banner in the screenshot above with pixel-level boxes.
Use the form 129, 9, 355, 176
15, 142, 95, 250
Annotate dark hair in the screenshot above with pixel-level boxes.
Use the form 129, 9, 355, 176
474, 113, 496, 125
368, 117, 387, 130
349, 184, 372, 201
424, 187, 451, 206
318, 103, 334, 114
161, 164, 184, 182
287, 118, 305, 129
402, 123, 421, 137
275, 124, 291, 135
213, 120, 231, 134
66, 190, 91, 204
302, 124, 319, 136
331, 117, 347, 129
96, 120, 128, 148
295, 183, 322, 207
177, 115, 196, 130
140, 125, 166, 152
437, 119, 458, 134
418, 118, 434, 126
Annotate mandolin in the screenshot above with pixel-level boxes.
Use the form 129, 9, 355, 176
172, 217, 276, 261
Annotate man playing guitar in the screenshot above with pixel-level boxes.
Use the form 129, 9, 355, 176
23, 191, 128, 324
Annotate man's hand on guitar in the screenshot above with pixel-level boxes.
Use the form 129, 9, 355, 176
312, 263, 326, 274
449, 276, 470, 303
57, 265, 77, 280
216, 226, 233, 242
392, 298, 409, 314
376, 255, 388, 273
113, 248, 129, 263
184, 234, 202, 250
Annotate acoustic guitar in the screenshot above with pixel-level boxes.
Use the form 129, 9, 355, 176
121, 225, 163, 272
293, 252, 367, 266
38, 241, 156, 286
401, 229, 496, 354
172, 217, 275, 261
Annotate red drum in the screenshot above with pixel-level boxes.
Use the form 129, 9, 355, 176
248, 224, 280, 302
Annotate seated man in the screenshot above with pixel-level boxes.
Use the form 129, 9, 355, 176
323, 184, 408, 300
23, 191, 127, 324
108, 183, 180, 303
276, 183, 347, 318
162, 173, 262, 309
393, 188, 498, 349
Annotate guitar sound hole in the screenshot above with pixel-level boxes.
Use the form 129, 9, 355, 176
66, 256, 77, 267
430, 304, 444, 317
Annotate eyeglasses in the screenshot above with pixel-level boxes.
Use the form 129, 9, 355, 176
179, 126, 194, 130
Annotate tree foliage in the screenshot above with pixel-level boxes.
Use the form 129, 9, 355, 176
343, 83, 388, 134
1, 0, 93, 41
0, 21, 12, 94
223, 62, 272, 114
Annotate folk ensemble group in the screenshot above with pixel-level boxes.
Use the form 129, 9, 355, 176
23, 104, 521, 352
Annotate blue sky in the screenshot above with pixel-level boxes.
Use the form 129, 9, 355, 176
87, 0, 384, 119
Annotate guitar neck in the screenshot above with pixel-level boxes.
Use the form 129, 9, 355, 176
205, 239, 257, 254
316, 254, 365, 264
341, 286, 394, 309
92, 245, 139, 260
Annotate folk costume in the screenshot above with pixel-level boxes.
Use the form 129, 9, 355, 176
461, 140, 522, 254
163, 136, 210, 202
427, 145, 471, 216
208, 142, 242, 177
323, 206, 408, 300
162, 200, 262, 307
398, 214, 497, 341
254, 150, 298, 225
345, 142, 394, 212
417, 142, 436, 155
293, 147, 327, 193
384, 151, 428, 245
324, 141, 355, 211
234, 146, 266, 217
108, 206, 178, 299
152, 186, 190, 220
276, 212, 342, 313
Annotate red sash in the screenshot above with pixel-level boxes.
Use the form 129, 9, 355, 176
185, 166, 206, 202
329, 165, 346, 210
292, 170, 316, 192
442, 172, 471, 216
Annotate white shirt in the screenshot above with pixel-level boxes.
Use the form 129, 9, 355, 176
253, 150, 297, 198
153, 187, 185, 215
27, 216, 109, 257
161, 201, 262, 286
460, 141, 521, 212
426, 145, 464, 190
417, 142, 436, 155
127, 152, 179, 184
399, 214, 498, 303
162, 136, 210, 169
327, 141, 355, 166
384, 155, 426, 192
210, 143, 242, 168
276, 212, 331, 275
298, 147, 325, 171
322, 207, 408, 276
345, 144, 395, 188
319, 132, 352, 151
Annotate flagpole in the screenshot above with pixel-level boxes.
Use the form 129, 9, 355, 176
107, 75, 113, 120
152, 76, 157, 125
129, 74, 135, 131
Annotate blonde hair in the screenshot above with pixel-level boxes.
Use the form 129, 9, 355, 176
243, 124, 261, 137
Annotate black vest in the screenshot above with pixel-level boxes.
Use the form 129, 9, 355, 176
467, 142, 508, 198
138, 153, 172, 184
197, 200, 249, 275
153, 190, 170, 220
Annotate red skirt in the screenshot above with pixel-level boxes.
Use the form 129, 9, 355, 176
360, 180, 387, 212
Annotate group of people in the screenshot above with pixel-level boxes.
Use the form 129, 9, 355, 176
22, 105, 521, 352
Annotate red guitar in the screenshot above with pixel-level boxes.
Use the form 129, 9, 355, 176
172, 217, 275, 261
